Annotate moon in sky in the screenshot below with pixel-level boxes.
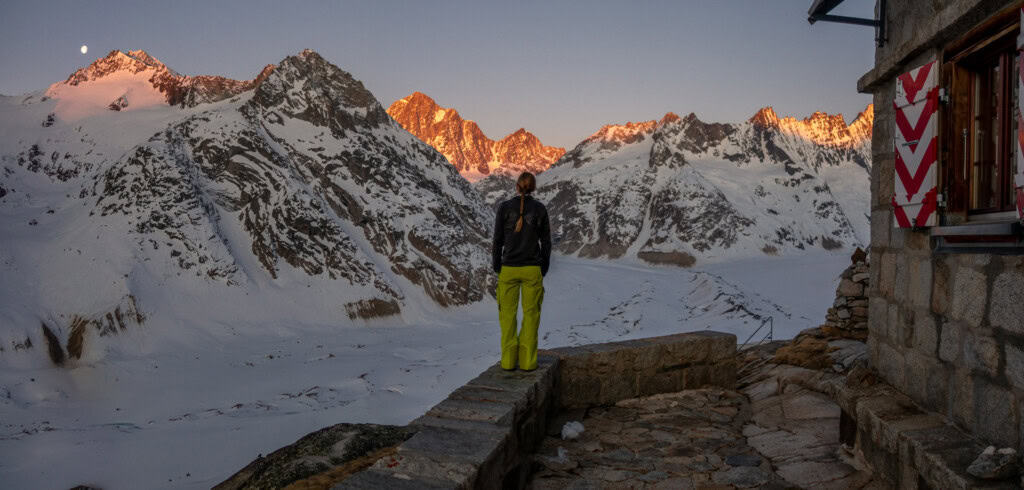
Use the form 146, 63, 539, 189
80, 45, 88, 54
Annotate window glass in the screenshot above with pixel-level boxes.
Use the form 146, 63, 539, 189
1014, 52, 1020, 192
968, 51, 1014, 212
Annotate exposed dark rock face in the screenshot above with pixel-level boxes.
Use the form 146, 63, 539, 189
107, 94, 128, 111
92, 50, 494, 310
637, 250, 696, 267
40, 323, 65, 365
344, 298, 401, 320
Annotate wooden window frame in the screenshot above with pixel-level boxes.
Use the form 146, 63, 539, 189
932, 6, 1024, 252
940, 10, 1020, 224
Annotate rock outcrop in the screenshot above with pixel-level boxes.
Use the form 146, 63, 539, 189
214, 423, 416, 490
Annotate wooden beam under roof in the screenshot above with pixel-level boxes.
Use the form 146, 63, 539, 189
808, 0, 846, 20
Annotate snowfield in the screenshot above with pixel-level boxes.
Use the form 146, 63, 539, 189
0, 252, 852, 489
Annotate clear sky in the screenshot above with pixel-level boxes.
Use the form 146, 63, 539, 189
0, 0, 876, 149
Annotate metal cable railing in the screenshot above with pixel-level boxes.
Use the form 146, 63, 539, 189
736, 316, 775, 382
738, 316, 773, 351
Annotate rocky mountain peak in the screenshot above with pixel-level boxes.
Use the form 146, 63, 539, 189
403, 91, 443, 110
801, 111, 848, 137
47, 48, 286, 113
123, 50, 166, 69
750, 105, 872, 148
660, 112, 682, 125
255, 64, 277, 80
61, 49, 173, 86
251, 50, 388, 130
499, 128, 537, 144
847, 104, 874, 142
387, 91, 564, 180
750, 106, 780, 129
387, 92, 455, 136
591, 119, 658, 144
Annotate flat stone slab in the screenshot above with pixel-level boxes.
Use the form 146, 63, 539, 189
781, 391, 841, 420
775, 460, 856, 488
369, 449, 478, 487
331, 468, 456, 490
332, 469, 456, 490
464, 357, 558, 396
424, 397, 518, 426
738, 356, 879, 489
400, 425, 507, 466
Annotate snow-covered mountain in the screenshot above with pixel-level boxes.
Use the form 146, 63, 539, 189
43, 49, 276, 120
478, 106, 873, 266
0, 50, 493, 364
386, 92, 564, 181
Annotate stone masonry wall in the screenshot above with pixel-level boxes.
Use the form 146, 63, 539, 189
863, 0, 1024, 451
549, 331, 737, 409
824, 250, 870, 340
335, 331, 737, 489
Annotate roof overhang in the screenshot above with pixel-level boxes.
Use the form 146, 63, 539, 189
808, 0, 886, 47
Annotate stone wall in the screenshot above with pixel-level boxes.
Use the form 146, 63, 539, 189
862, 0, 1024, 451
333, 331, 736, 489
548, 331, 737, 409
823, 250, 870, 340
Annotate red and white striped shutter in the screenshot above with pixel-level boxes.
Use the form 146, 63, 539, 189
892, 60, 939, 228
1016, 7, 1024, 221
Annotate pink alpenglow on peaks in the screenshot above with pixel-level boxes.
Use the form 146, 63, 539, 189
387, 91, 565, 181
44, 50, 174, 121
750, 104, 874, 149
43, 50, 276, 122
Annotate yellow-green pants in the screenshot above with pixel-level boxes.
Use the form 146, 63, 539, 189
497, 265, 544, 370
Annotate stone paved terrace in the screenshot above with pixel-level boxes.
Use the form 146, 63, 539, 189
526, 352, 882, 489
529, 388, 788, 489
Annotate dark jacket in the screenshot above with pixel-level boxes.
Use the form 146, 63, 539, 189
492, 195, 551, 276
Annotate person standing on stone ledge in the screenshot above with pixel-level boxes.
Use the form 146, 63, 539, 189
492, 172, 551, 371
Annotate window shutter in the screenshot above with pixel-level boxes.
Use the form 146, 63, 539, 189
942, 62, 970, 216
893, 60, 939, 228
1016, 7, 1024, 220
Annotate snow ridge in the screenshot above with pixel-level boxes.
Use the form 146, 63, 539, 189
513, 106, 873, 266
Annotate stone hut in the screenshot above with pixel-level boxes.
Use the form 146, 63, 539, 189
849, 0, 1024, 452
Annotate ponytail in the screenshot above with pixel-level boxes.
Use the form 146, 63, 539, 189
514, 172, 536, 233
515, 191, 525, 232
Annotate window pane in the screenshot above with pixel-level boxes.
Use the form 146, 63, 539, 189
1015, 52, 1020, 198
971, 59, 1000, 210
